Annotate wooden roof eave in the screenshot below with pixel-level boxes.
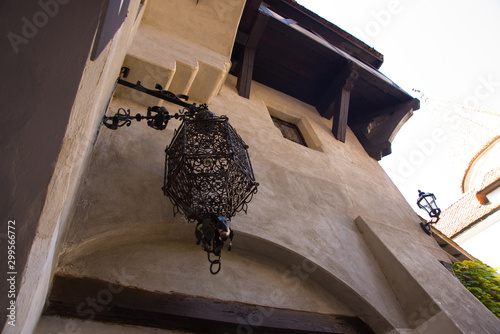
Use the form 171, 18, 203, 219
263, 0, 384, 69
232, 2, 419, 160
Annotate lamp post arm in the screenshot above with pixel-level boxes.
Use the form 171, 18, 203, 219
104, 66, 207, 130
116, 78, 193, 109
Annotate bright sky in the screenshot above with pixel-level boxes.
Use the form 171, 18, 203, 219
297, 0, 500, 265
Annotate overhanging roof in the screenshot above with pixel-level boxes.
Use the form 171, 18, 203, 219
231, 0, 419, 160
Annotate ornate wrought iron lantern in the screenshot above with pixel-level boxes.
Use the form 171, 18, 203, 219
163, 106, 258, 273
103, 68, 258, 274
417, 190, 441, 235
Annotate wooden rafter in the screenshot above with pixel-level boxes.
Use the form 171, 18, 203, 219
351, 98, 419, 160
263, 0, 383, 68
317, 61, 359, 142
237, 47, 256, 98
238, 0, 263, 33
44, 274, 374, 334
367, 98, 419, 145
231, 1, 419, 157
237, 11, 270, 98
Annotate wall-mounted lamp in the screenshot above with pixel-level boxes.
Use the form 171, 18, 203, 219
417, 190, 441, 235
103, 68, 259, 274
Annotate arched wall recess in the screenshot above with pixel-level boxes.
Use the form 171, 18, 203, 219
54, 223, 394, 332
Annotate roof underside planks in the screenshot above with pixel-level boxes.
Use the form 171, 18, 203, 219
231, 0, 419, 160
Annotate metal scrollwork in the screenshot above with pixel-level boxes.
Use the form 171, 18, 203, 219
103, 108, 135, 130
163, 106, 258, 273
103, 69, 258, 274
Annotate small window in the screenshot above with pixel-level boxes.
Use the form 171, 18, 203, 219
271, 116, 307, 147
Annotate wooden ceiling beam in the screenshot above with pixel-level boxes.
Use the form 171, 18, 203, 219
263, 0, 383, 68
45, 274, 373, 334
357, 69, 410, 102
367, 98, 419, 145
237, 47, 255, 98
351, 128, 391, 160
238, 0, 263, 33
366, 98, 420, 128
317, 61, 359, 142
247, 11, 270, 49
237, 11, 270, 98
350, 98, 419, 160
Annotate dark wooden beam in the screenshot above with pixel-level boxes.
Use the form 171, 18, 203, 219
367, 98, 419, 145
45, 274, 373, 334
238, 0, 263, 33
350, 98, 419, 160
317, 61, 359, 142
237, 12, 270, 98
263, 0, 383, 69
235, 30, 249, 45
237, 47, 255, 98
247, 11, 270, 49
351, 127, 391, 160
357, 69, 410, 103
317, 62, 359, 119
365, 98, 420, 129
332, 88, 352, 142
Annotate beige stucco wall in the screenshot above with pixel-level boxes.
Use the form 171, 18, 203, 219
4, 1, 146, 333
52, 73, 500, 333
141, 0, 245, 58
21, 0, 500, 333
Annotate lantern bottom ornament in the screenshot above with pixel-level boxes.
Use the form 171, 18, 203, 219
195, 215, 234, 274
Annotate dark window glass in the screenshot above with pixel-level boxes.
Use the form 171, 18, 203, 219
271, 116, 307, 146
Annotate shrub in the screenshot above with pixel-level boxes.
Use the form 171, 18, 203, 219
452, 260, 500, 318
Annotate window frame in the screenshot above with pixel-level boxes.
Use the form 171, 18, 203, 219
271, 116, 308, 147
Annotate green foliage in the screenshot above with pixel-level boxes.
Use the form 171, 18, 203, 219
452, 261, 500, 318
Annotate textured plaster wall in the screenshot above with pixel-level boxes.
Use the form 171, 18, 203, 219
114, 0, 242, 105
0, 1, 104, 329
55, 74, 500, 333
5, 0, 497, 332
142, 0, 245, 58
0, 0, 145, 332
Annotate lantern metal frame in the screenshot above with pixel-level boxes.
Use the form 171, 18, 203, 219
417, 190, 441, 235
103, 68, 258, 274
